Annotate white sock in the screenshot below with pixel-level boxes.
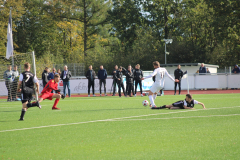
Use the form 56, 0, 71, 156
153, 94, 157, 100
148, 95, 155, 106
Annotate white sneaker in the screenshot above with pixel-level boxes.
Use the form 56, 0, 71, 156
134, 94, 136, 97
100, 94, 102, 97
105, 94, 108, 96
88, 95, 90, 97
93, 94, 96, 97
141, 94, 143, 97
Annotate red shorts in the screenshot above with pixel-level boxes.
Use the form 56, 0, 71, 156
40, 92, 54, 100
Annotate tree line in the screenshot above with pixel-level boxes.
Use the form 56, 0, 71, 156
0, 0, 239, 72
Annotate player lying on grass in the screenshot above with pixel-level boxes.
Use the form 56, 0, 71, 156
17, 62, 41, 121
38, 74, 65, 110
151, 94, 206, 109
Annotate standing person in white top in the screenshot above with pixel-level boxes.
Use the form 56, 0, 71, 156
141, 61, 179, 107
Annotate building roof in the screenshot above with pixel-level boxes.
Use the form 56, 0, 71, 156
160, 63, 219, 68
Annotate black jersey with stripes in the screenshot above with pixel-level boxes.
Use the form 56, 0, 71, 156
172, 99, 197, 109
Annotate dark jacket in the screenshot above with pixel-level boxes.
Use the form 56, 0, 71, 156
48, 72, 55, 80
112, 69, 118, 80
125, 71, 134, 83
85, 69, 96, 81
134, 69, 143, 80
60, 70, 72, 82
42, 70, 49, 85
174, 69, 183, 80
115, 67, 127, 83
232, 65, 240, 73
98, 69, 107, 80
116, 71, 124, 83
199, 66, 207, 74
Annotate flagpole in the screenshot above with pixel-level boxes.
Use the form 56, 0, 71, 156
10, 9, 14, 68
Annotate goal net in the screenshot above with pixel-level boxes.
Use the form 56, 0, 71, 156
0, 51, 37, 102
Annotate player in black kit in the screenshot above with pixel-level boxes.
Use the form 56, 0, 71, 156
17, 62, 41, 121
151, 94, 206, 109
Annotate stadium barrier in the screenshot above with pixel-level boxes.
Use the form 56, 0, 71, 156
1, 73, 240, 96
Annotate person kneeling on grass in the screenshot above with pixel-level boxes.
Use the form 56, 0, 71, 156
151, 94, 206, 109
38, 74, 65, 110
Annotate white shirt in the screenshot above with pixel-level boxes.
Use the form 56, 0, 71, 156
19, 74, 39, 83
144, 67, 175, 86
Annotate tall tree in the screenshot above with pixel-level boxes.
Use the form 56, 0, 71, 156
41, 0, 111, 58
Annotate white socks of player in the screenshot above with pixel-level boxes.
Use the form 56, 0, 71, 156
148, 95, 155, 107
153, 94, 157, 100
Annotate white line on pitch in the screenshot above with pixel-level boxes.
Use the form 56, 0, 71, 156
114, 114, 240, 121
0, 106, 240, 133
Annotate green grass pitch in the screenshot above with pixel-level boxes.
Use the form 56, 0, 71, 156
0, 93, 240, 159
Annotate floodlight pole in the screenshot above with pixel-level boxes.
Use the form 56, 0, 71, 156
163, 39, 173, 64
165, 43, 167, 64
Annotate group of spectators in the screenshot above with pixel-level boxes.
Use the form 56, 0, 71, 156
86, 64, 144, 97
4, 63, 240, 100
42, 65, 72, 98
3, 65, 21, 101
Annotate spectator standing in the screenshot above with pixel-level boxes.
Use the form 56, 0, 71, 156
3, 65, 13, 101
86, 65, 96, 97
60, 65, 72, 97
98, 65, 108, 96
48, 68, 56, 80
12, 65, 21, 101
42, 67, 49, 88
232, 64, 240, 74
134, 64, 143, 97
112, 65, 118, 96
206, 68, 211, 74
199, 63, 207, 75
115, 66, 126, 97
57, 69, 61, 75
126, 65, 134, 97
174, 64, 183, 95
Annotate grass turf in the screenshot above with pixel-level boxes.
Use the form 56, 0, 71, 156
0, 93, 240, 159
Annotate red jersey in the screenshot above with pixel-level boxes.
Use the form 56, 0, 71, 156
41, 79, 58, 94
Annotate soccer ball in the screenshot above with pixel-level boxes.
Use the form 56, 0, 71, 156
142, 100, 149, 107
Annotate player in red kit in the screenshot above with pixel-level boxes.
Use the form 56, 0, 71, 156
38, 74, 65, 110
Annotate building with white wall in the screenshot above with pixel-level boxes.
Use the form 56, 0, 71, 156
160, 63, 219, 74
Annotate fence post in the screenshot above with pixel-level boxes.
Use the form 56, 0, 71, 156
74, 63, 76, 76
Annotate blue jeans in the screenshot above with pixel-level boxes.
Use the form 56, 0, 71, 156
63, 81, 71, 97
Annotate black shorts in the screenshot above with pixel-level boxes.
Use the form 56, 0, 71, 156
172, 100, 184, 109
21, 93, 32, 104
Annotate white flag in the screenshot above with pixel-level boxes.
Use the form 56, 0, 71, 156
6, 10, 14, 59
182, 70, 188, 79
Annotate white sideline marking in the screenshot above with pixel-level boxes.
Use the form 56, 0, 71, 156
115, 114, 240, 121
0, 106, 240, 133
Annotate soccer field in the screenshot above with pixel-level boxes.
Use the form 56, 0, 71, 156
0, 93, 240, 159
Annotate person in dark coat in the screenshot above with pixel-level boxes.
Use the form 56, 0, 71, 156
60, 65, 72, 97
86, 65, 96, 97
115, 66, 126, 97
199, 63, 207, 75
98, 65, 108, 96
112, 65, 118, 96
174, 64, 183, 95
232, 64, 240, 74
125, 65, 134, 97
42, 67, 49, 88
134, 64, 143, 97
